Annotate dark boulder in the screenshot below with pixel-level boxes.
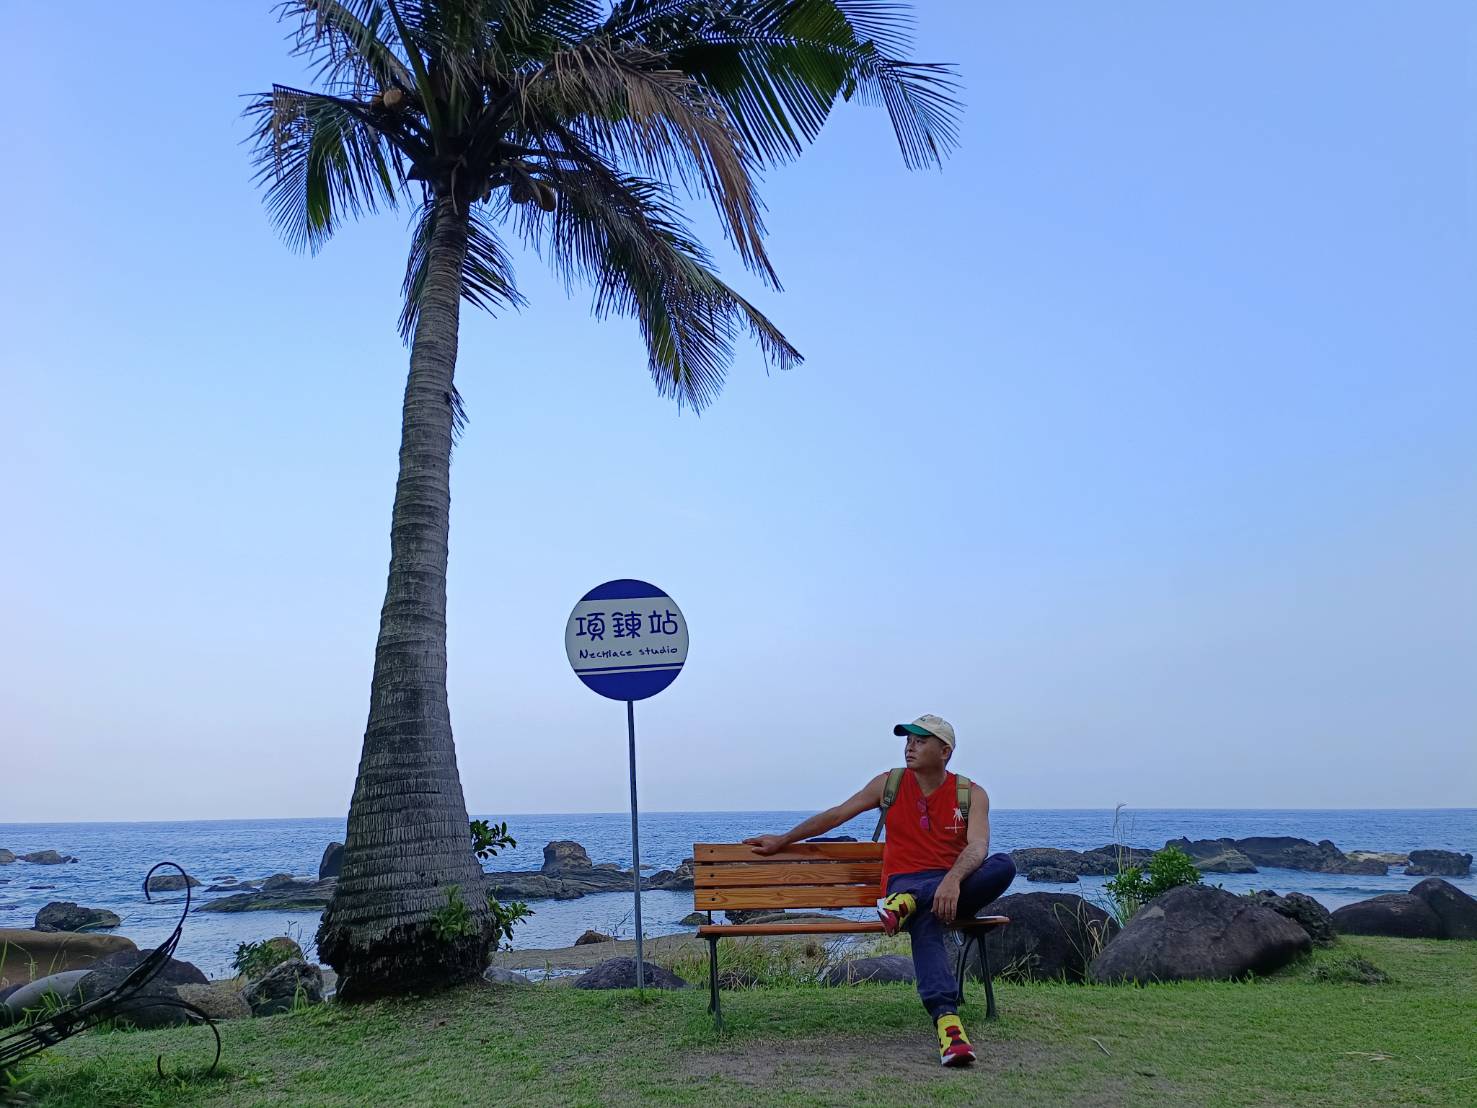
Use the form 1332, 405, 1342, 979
1089, 885, 1310, 984
145, 873, 201, 892
19, 851, 76, 865
725, 910, 839, 925
76, 952, 210, 1029
1330, 894, 1443, 939
1025, 867, 1079, 883
824, 955, 916, 985
542, 840, 594, 874
34, 902, 121, 933
198, 879, 335, 913
644, 858, 695, 891
1405, 850, 1472, 877
0, 850, 14, 865
1009, 847, 1114, 877
1408, 879, 1477, 940
319, 842, 345, 880
1165, 838, 1258, 874
258, 874, 302, 891
979, 893, 1117, 983
678, 912, 707, 926
1249, 891, 1335, 946
574, 929, 613, 946
572, 959, 687, 990
176, 982, 251, 1021
1086, 845, 1157, 869
242, 959, 325, 1016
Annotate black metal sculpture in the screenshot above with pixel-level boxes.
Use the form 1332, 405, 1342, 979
0, 862, 221, 1078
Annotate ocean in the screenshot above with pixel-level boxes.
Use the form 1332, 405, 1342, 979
2, 809, 1472, 979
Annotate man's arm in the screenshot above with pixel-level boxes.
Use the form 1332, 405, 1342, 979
743, 773, 888, 855
931, 784, 991, 924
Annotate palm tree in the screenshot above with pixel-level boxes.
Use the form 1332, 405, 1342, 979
248, 0, 959, 1000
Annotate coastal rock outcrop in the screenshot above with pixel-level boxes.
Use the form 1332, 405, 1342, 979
542, 840, 594, 873
319, 843, 345, 880
1408, 879, 1477, 940
76, 951, 209, 1028
34, 902, 122, 933
645, 858, 696, 891
198, 879, 335, 913
146, 873, 201, 892
574, 930, 613, 945
1330, 894, 1442, 939
1025, 866, 1079, 883
19, 851, 77, 865
824, 955, 915, 985
1224, 838, 1385, 875
1089, 885, 1310, 984
242, 959, 325, 1016
1347, 851, 1408, 866
1249, 891, 1335, 946
979, 892, 1117, 983
0, 850, 14, 864
1404, 850, 1472, 877
573, 959, 687, 990
1008, 846, 1151, 877
1164, 838, 1258, 874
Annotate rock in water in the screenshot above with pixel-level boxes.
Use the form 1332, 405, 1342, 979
1330, 894, 1443, 939
1089, 885, 1311, 984
33, 902, 122, 933
572, 959, 687, 990
1406, 879, 1477, 940
574, 930, 613, 946
542, 840, 594, 874
980, 893, 1118, 983
824, 955, 916, 985
242, 959, 325, 1016
1346, 851, 1409, 866
1227, 838, 1384, 875
0, 849, 14, 864
1249, 891, 1335, 946
1165, 838, 1258, 873
319, 842, 345, 880
19, 851, 76, 865
145, 873, 201, 892
1025, 866, 1079, 883
678, 912, 707, 926
1404, 850, 1472, 877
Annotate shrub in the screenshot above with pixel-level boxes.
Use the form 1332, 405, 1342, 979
1104, 845, 1203, 923
232, 938, 298, 981
469, 819, 532, 950
1309, 954, 1390, 985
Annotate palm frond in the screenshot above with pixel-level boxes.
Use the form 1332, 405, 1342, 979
522, 40, 776, 283
515, 160, 799, 409
282, 0, 414, 94
246, 85, 405, 252
400, 201, 525, 339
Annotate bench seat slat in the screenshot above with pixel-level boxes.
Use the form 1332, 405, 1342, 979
695, 862, 883, 888
695, 842, 882, 863
695, 885, 880, 910
696, 915, 1010, 939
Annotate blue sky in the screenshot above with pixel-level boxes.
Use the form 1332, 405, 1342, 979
3, 3, 1474, 821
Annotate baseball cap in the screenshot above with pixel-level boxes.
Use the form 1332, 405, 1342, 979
893, 714, 956, 751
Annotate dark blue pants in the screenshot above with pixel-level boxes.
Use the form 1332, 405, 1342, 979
887, 853, 1017, 1020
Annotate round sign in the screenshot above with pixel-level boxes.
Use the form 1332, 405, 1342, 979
566, 579, 688, 701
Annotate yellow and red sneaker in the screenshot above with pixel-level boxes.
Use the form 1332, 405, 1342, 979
937, 1014, 977, 1067
877, 891, 917, 935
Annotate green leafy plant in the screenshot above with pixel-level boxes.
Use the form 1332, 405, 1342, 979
1309, 954, 1390, 985
1104, 845, 1203, 923
232, 938, 297, 981
431, 885, 477, 942
470, 818, 532, 950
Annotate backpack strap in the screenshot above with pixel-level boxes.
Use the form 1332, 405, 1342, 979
954, 774, 973, 824
871, 768, 907, 842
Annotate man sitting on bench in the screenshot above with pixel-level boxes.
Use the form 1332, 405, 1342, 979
743, 714, 1016, 1067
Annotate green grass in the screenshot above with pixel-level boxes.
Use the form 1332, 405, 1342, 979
10, 937, 1475, 1107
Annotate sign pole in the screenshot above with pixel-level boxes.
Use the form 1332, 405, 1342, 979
626, 698, 645, 990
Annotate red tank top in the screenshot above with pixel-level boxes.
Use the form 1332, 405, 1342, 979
880, 769, 970, 889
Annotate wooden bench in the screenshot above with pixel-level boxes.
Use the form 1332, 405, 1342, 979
694, 842, 1009, 1027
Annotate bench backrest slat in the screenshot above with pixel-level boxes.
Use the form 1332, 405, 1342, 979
695, 885, 881, 910
695, 862, 882, 888
694, 842, 883, 863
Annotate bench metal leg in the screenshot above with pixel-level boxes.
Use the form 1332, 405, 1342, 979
979, 934, 997, 1021
955, 934, 973, 1009
707, 935, 723, 1030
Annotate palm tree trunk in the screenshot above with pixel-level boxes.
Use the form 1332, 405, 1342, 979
317, 196, 490, 1000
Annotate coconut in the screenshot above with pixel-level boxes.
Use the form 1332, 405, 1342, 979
509, 178, 533, 205
382, 88, 405, 109
535, 182, 557, 212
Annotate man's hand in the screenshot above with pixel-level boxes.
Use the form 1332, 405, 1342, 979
742, 834, 786, 856
932, 874, 962, 924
